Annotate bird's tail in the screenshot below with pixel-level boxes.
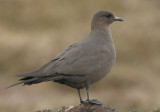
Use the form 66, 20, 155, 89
6, 71, 49, 89
6, 81, 25, 89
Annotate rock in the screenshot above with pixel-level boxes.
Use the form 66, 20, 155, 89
36, 102, 119, 112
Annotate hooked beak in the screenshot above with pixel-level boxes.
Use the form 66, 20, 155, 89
114, 17, 124, 21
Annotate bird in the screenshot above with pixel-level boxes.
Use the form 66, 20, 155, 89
8, 10, 123, 105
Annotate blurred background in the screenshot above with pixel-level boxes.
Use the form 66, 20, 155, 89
0, 0, 160, 112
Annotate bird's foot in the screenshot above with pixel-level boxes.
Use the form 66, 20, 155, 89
87, 99, 102, 105
80, 99, 102, 105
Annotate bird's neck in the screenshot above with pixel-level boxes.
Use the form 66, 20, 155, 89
91, 18, 109, 31
91, 20, 110, 32
88, 28, 113, 47
91, 26, 111, 38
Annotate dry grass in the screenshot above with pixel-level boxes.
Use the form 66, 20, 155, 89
0, 0, 160, 112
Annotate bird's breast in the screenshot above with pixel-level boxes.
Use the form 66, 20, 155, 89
85, 40, 116, 84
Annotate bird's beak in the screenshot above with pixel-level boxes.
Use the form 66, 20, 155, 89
114, 17, 124, 21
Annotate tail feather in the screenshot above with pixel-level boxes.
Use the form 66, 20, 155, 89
20, 77, 33, 81
16, 71, 38, 77
6, 81, 24, 89
6, 71, 39, 89
6, 75, 54, 89
6, 77, 41, 89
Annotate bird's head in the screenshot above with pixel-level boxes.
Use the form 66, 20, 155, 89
91, 10, 123, 31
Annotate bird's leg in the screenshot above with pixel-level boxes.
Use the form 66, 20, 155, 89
77, 89, 85, 104
86, 84, 90, 101
85, 84, 102, 105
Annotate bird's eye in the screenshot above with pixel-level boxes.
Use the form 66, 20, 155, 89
105, 14, 112, 18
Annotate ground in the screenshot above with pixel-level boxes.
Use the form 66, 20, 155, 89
35, 102, 120, 112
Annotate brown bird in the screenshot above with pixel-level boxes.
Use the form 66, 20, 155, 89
8, 10, 123, 104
